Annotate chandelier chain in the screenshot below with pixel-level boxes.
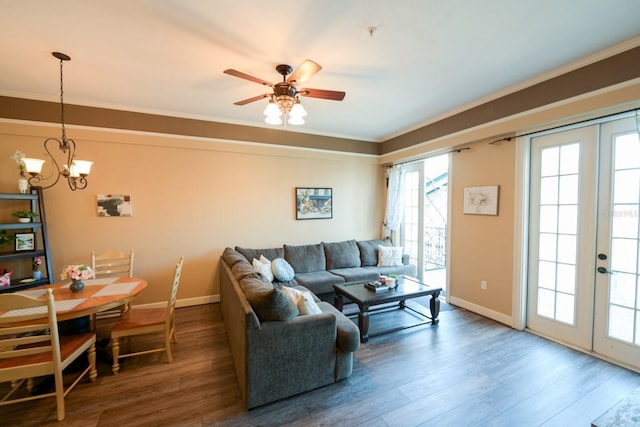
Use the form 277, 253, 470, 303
59, 57, 67, 142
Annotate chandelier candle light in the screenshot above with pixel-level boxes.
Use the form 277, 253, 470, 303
21, 52, 93, 191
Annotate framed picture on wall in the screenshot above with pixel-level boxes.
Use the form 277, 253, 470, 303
15, 232, 35, 251
295, 187, 333, 220
463, 185, 499, 215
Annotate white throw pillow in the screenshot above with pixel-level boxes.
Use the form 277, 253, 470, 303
281, 286, 322, 315
252, 257, 274, 282
377, 245, 403, 267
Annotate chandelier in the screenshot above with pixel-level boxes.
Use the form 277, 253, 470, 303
22, 52, 93, 191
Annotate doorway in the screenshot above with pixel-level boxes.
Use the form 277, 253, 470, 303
401, 154, 449, 292
526, 112, 640, 370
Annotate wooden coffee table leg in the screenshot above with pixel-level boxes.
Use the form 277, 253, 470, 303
334, 293, 344, 311
430, 291, 441, 325
358, 304, 370, 343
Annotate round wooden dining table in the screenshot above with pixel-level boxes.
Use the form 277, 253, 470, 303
0, 277, 147, 322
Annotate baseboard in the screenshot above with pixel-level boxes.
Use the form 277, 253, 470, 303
133, 294, 220, 309
448, 296, 514, 327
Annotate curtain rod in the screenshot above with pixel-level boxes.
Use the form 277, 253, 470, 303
489, 107, 640, 145
383, 147, 471, 168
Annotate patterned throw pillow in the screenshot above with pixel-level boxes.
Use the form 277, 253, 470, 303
377, 245, 403, 267
252, 257, 274, 282
272, 258, 295, 282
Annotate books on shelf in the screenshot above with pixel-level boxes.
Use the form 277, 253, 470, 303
364, 281, 389, 293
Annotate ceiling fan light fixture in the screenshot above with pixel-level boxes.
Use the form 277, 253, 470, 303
290, 101, 307, 118
265, 114, 283, 125
287, 115, 305, 125
263, 100, 282, 117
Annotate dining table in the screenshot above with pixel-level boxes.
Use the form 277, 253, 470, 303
0, 276, 147, 324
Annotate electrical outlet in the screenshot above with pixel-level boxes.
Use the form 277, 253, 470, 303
481, 280, 487, 290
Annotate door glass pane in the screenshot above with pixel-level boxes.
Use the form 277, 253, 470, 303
556, 263, 576, 294
612, 205, 639, 238
538, 288, 555, 318
539, 206, 558, 233
609, 305, 634, 342
540, 177, 559, 204
558, 205, 578, 234
539, 233, 557, 261
559, 175, 579, 204
541, 147, 559, 176
614, 133, 640, 169
556, 292, 575, 324
538, 261, 556, 290
557, 234, 577, 264
611, 238, 638, 273
560, 144, 580, 174
610, 273, 636, 308
613, 169, 640, 204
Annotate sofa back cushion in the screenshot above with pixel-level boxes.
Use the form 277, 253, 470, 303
284, 243, 326, 273
231, 258, 260, 281
323, 240, 361, 270
239, 276, 299, 321
235, 246, 284, 263
222, 247, 248, 268
357, 238, 393, 266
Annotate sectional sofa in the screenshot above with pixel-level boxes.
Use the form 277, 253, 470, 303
219, 239, 416, 409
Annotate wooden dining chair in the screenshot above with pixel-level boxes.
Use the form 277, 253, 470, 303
91, 249, 134, 321
0, 289, 97, 421
111, 256, 184, 374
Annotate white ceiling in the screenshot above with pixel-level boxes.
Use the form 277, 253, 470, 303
1, 1, 640, 142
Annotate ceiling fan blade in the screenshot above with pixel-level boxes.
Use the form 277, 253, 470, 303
233, 94, 270, 105
299, 88, 346, 101
286, 60, 322, 84
224, 69, 273, 87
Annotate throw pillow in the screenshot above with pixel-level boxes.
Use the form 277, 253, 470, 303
272, 258, 295, 282
282, 286, 322, 315
377, 245, 403, 267
240, 277, 299, 321
252, 257, 274, 282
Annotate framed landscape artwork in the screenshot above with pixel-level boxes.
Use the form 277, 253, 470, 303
296, 187, 332, 220
463, 185, 499, 215
15, 232, 35, 251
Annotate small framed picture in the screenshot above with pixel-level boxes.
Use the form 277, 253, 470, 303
295, 187, 333, 220
15, 232, 35, 251
463, 185, 500, 215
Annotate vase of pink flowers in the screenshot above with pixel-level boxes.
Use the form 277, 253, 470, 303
61, 264, 95, 293
33, 256, 43, 281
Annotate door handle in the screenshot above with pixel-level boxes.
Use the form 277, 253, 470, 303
597, 266, 613, 275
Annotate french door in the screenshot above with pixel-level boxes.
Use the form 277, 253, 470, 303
527, 112, 640, 370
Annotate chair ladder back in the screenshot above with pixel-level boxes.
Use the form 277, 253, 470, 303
166, 257, 184, 323
91, 249, 134, 277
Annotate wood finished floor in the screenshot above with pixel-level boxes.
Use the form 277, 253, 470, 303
2, 302, 639, 426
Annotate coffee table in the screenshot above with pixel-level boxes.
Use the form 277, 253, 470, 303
333, 276, 442, 343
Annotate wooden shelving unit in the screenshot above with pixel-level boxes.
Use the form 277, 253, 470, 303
0, 187, 53, 293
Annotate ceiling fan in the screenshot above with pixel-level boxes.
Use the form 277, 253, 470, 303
224, 59, 345, 126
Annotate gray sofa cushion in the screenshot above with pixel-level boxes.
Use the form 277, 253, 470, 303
235, 246, 284, 263
364, 263, 417, 277
231, 260, 260, 281
317, 302, 360, 353
222, 247, 248, 268
239, 276, 299, 321
294, 270, 345, 295
284, 243, 326, 273
329, 267, 379, 283
357, 238, 393, 266
323, 240, 361, 270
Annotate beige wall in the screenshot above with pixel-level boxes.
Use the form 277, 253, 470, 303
448, 139, 515, 316
0, 122, 383, 305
